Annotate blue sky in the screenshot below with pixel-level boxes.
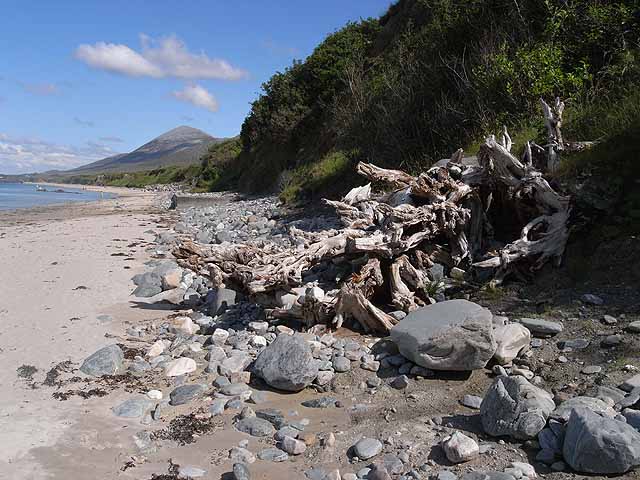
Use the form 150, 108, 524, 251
0, 0, 392, 174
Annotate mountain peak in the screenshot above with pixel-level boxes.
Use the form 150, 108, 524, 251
68, 125, 225, 174
156, 125, 211, 141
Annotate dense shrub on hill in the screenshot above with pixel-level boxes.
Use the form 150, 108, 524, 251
234, 0, 640, 202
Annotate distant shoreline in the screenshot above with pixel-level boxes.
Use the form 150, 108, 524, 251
0, 183, 149, 215
23, 181, 137, 196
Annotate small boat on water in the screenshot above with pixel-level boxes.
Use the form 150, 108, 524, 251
35, 184, 47, 192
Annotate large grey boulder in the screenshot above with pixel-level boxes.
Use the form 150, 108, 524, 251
153, 261, 183, 291
132, 271, 161, 288
623, 409, 640, 431
133, 284, 162, 297
132, 272, 162, 297
80, 344, 124, 376
563, 408, 640, 474
252, 334, 318, 391
480, 376, 555, 440
390, 300, 497, 371
551, 396, 616, 422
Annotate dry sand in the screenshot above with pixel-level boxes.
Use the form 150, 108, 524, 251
0, 187, 350, 480
0, 188, 166, 479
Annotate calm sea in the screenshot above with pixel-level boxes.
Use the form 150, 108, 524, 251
0, 183, 115, 211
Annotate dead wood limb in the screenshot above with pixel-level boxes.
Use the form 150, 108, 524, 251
541, 97, 565, 173
473, 135, 571, 278
389, 260, 419, 312
356, 162, 415, 189
333, 258, 398, 333
172, 102, 579, 332
343, 183, 372, 205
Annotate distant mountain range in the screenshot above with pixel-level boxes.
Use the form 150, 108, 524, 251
67, 126, 224, 174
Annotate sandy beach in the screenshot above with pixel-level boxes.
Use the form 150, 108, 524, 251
0, 188, 166, 479
0, 189, 349, 480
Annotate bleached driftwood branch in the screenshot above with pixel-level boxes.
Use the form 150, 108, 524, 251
174, 104, 578, 334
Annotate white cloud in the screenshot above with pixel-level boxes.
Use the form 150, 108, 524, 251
75, 34, 247, 80
75, 42, 162, 77
172, 84, 218, 112
0, 133, 117, 174
22, 82, 60, 96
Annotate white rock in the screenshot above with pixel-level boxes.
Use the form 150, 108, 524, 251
219, 354, 251, 376
441, 431, 479, 463
179, 270, 194, 290
251, 335, 268, 348
315, 371, 335, 386
212, 328, 230, 345
147, 390, 163, 400
147, 287, 186, 305
510, 462, 537, 478
281, 435, 307, 455
276, 325, 294, 335
512, 366, 534, 380
177, 465, 206, 479
147, 340, 166, 357
165, 357, 197, 377
188, 343, 202, 353
169, 316, 199, 335
493, 324, 531, 364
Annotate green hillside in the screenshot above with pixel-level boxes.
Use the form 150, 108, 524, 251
225, 0, 640, 203
55, 137, 241, 190
61, 0, 640, 207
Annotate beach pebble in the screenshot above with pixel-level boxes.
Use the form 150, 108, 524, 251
169, 384, 206, 406
257, 448, 289, 462
178, 466, 206, 478
232, 462, 251, 480
229, 447, 256, 464
235, 417, 275, 437
147, 390, 163, 400
164, 357, 197, 377
352, 437, 383, 460
281, 435, 306, 455
80, 344, 124, 377
442, 432, 479, 463
112, 397, 153, 418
